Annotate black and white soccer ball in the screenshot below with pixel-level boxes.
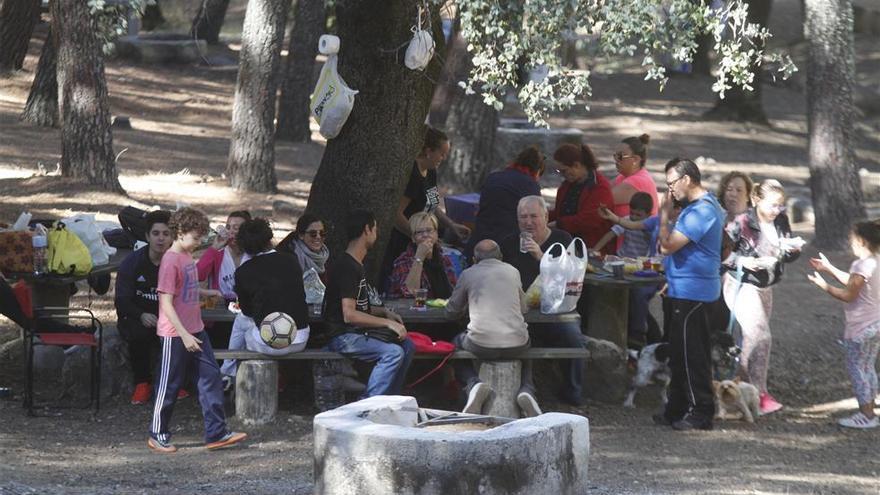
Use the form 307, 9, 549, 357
259, 312, 296, 349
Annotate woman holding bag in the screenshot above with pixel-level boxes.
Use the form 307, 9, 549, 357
500, 195, 587, 406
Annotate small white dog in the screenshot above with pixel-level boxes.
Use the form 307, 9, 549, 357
623, 343, 670, 408
713, 379, 760, 423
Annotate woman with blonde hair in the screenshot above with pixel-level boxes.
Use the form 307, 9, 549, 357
387, 212, 458, 299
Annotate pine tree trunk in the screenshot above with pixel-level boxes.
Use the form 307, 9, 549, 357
54, 0, 122, 192
141, 1, 164, 31
805, 0, 862, 249
703, 0, 771, 124
0, 0, 41, 74
439, 31, 498, 193
276, 0, 325, 142
20, 24, 58, 127
305, 0, 443, 283
226, 0, 290, 192
190, 0, 231, 45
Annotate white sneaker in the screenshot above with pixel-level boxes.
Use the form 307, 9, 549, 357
463, 382, 491, 414
517, 391, 542, 418
838, 412, 879, 429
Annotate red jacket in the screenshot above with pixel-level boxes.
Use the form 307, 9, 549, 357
550, 170, 616, 255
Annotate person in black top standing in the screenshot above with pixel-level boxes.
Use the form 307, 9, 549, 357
380, 127, 471, 291
500, 195, 587, 406
325, 210, 415, 397
115, 210, 172, 405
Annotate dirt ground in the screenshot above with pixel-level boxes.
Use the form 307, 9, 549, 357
2, 1, 880, 493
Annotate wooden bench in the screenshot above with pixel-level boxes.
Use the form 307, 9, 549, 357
214, 347, 590, 424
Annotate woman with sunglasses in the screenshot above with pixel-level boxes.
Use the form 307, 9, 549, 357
723, 179, 800, 415
277, 213, 330, 283
387, 212, 457, 300
611, 134, 659, 221
550, 143, 615, 254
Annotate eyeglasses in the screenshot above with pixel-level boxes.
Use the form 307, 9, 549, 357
765, 203, 787, 213
414, 228, 436, 237
614, 152, 635, 161
666, 176, 685, 189
305, 230, 326, 238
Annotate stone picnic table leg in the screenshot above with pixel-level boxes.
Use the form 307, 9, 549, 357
583, 285, 629, 350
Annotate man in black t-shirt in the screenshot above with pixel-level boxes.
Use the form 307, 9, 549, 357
115, 210, 172, 405
500, 196, 586, 406
324, 210, 415, 397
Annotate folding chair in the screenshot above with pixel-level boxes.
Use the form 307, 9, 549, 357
23, 306, 103, 416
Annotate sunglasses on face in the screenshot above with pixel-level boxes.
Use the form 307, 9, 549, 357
613, 152, 635, 161
305, 230, 326, 238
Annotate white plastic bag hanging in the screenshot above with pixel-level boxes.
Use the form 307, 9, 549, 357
563, 238, 588, 310
310, 35, 358, 140
62, 213, 116, 266
404, 5, 435, 71
303, 267, 326, 304
539, 242, 571, 314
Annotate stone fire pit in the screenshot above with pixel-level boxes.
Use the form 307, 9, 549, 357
314, 396, 589, 495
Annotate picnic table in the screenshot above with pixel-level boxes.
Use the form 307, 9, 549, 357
7, 249, 131, 309
205, 299, 584, 424
582, 269, 665, 350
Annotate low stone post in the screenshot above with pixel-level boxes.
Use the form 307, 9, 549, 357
478, 360, 522, 418
235, 360, 278, 425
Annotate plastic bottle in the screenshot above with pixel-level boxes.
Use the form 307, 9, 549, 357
312, 359, 344, 412
32, 233, 48, 275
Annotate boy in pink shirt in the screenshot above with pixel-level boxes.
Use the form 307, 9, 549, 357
148, 208, 247, 453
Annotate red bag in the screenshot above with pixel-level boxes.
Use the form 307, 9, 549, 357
407, 331, 454, 354
12, 280, 33, 319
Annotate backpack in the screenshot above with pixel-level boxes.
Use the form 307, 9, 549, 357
118, 206, 149, 244
47, 222, 93, 276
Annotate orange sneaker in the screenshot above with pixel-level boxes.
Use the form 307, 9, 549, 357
177, 389, 190, 399
206, 431, 247, 451
147, 437, 177, 453
131, 382, 151, 405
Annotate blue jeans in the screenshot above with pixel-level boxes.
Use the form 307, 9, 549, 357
628, 285, 660, 344
328, 332, 415, 397
528, 322, 584, 402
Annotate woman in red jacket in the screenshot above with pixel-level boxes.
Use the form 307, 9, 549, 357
550, 143, 615, 255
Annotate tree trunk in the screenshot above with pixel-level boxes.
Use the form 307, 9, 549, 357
691, 33, 713, 77
439, 31, 499, 193
190, 0, 231, 45
54, 0, 122, 192
804, 0, 862, 249
703, 0, 771, 124
20, 25, 58, 127
276, 0, 325, 142
226, 0, 290, 192
0, 0, 41, 74
305, 0, 443, 283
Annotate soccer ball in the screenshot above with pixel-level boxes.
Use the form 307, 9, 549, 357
259, 312, 297, 349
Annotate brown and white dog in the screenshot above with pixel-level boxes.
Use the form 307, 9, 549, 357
713, 379, 760, 423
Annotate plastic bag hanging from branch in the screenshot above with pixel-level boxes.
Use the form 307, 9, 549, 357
404, 3, 435, 71
310, 35, 359, 140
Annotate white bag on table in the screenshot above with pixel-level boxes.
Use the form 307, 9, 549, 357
563, 238, 588, 310
62, 213, 116, 266
539, 242, 571, 314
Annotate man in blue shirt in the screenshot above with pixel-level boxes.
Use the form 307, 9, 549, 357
656, 158, 724, 431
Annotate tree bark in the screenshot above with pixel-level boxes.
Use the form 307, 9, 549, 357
226, 0, 290, 192
0, 0, 41, 74
439, 30, 499, 194
804, 0, 862, 249
276, 0, 325, 142
20, 25, 58, 127
54, 0, 122, 192
141, 1, 164, 31
703, 0, 771, 124
305, 0, 443, 283
190, 0, 231, 45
